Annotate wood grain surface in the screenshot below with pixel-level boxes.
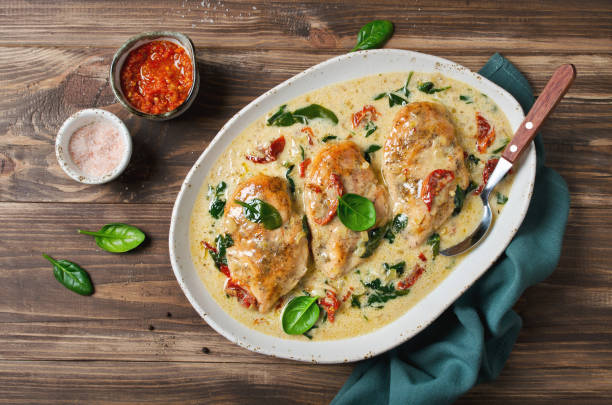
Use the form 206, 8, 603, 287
1, 1, 611, 403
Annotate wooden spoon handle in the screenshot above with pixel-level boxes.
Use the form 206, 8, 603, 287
502, 64, 576, 163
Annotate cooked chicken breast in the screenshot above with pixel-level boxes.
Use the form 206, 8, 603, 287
304, 141, 389, 279
223, 175, 308, 312
383, 102, 469, 247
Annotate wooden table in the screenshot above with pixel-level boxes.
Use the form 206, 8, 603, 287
1, 1, 610, 403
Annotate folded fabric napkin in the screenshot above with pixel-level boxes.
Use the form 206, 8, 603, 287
332, 53, 570, 405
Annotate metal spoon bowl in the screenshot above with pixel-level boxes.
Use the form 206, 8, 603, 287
440, 64, 576, 257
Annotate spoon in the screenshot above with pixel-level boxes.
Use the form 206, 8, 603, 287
440, 64, 576, 257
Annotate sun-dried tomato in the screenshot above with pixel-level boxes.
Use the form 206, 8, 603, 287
421, 169, 455, 211
301, 127, 315, 145
225, 279, 257, 309
475, 158, 499, 195
397, 265, 425, 290
246, 136, 285, 163
319, 290, 340, 322
312, 174, 345, 225
476, 113, 496, 153
418, 252, 427, 262
352, 105, 379, 128
299, 158, 311, 177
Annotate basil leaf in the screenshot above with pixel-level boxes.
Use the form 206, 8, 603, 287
78, 223, 146, 253
300, 145, 305, 161
285, 165, 295, 194
337, 193, 376, 232
293, 104, 339, 125
235, 198, 283, 230
373, 92, 387, 100
360, 222, 390, 258
453, 181, 478, 216
460, 95, 474, 104
383, 261, 405, 276
351, 20, 394, 52
400, 72, 413, 97
418, 82, 451, 94
364, 121, 377, 137
427, 232, 441, 259
43, 254, 93, 296
363, 144, 381, 163
492, 139, 510, 154
282, 295, 320, 335
362, 278, 408, 308
496, 192, 508, 205
207, 181, 227, 219
321, 135, 337, 143
351, 295, 361, 308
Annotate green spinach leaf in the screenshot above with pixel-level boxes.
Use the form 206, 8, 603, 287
362, 278, 408, 307
337, 193, 376, 232
388, 92, 408, 107
418, 82, 451, 94
321, 134, 337, 143
78, 223, 146, 253
351, 20, 394, 52
282, 296, 320, 335
492, 139, 510, 154
206, 233, 234, 269
392, 213, 408, 233
453, 181, 478, 216
302, 215, 311, 240
267, 104, 338, 127
351, 295, 361, 308
467, 154, 480, 169
427, 232, 441, 259
207, 181, 227, 219
383, 261, 406, 276
373, 73, 413, 107
496, 192, 508, 205
363, 144, 381, 163
235, 199, 283, 230
365, 121, 377, 137
360, 222, 390, 258
42, 254, 93, 296
285, 165, 295, 194
459, 95, 474, 104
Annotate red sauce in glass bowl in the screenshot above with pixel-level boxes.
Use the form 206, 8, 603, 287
120, 40, 194, 115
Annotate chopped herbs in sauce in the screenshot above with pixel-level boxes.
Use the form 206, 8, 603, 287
418, 82, 451, 94
321, 134, 337, 142
207, 181, 227, 219
360, 222, 390, 258
459, 95, 474, 104
427, 232, 441, 259
205, 233, 233, 269
351, 295, 361, 308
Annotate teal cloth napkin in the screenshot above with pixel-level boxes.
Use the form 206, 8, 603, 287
332, 53, 570, 405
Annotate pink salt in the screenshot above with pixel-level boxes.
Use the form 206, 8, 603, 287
68, 121, 125, 178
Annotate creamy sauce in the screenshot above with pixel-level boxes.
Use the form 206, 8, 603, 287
189, 72, 515, 340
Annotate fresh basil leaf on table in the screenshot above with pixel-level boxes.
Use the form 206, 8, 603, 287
337, 193, 376, 232
78, 223, 146, 253
235, 198, 283, 230
42, 254, 93, 296
282, 295, 320, 335
351, 20, 394, 52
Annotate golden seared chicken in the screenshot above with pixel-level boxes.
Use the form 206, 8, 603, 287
304, 141, 389, 279
223, 175, 308, 313
383, 102, 469, 247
